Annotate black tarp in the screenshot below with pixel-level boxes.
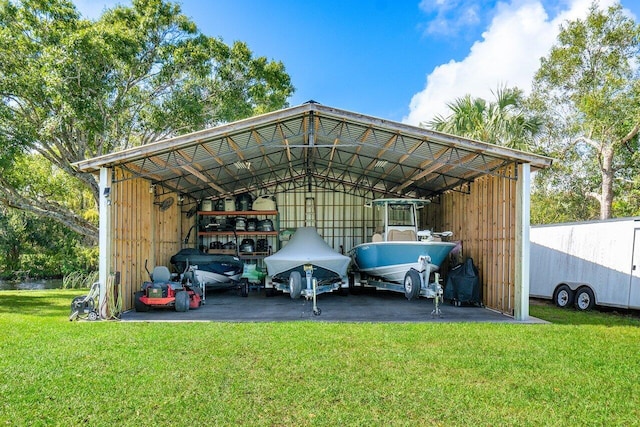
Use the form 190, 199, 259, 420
444, 257, 481, 306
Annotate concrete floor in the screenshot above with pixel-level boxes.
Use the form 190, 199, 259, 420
121, 288, 546, 323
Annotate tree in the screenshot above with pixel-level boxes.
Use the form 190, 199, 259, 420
531, 1, 640, 220
0, 0, 294, 242
424, 86, 542, 151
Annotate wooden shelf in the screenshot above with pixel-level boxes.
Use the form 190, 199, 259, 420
207, 250, 270, 257
198, 210, 279, 262
198, 231, 278, 236
198, 210, 278, 216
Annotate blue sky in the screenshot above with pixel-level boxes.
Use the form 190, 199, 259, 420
74, 0, 640, 124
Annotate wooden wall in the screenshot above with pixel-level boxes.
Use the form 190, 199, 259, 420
111, 169, 186, 311
423, 164, 518, 315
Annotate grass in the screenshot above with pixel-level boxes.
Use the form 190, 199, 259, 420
1, 290, 639, 426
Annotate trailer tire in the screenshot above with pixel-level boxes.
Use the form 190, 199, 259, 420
404, 270, 421, 300
289, 271, 302, 299
348, 273, 361, 294
553, 285, 574, 308
574, 287, 595, 311
175, 290, 190, 312
239, 279, 249, 297
134, 291, 149, 312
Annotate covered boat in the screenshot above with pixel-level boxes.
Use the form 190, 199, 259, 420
350, 199, 456, 300
264, 227, 350, 312
170, 248, 244, 292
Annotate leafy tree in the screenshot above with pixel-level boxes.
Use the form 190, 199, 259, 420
531, 1, 640, 220
424, 86, 542, 151
0, 0, 294, 242
0, 154, 98, 278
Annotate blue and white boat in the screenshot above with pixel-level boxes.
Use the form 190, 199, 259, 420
349, 199, 456, 300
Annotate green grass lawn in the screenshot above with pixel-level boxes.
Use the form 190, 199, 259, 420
1, 290, 638, 426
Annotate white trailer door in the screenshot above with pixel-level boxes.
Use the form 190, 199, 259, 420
630, 228, 640, 309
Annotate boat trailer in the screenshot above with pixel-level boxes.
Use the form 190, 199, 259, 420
351, 256, 445, 317
266, 263, 348, 316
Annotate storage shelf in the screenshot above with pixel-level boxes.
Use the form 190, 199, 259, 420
198, 209, 279, 263
198, 231, 278, 236
207, 250, 270, 257
198, 210, 278, 216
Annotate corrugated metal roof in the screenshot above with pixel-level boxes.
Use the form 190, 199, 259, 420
73, 102, 552, 200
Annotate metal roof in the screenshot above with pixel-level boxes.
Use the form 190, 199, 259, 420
73, 102, 552, 200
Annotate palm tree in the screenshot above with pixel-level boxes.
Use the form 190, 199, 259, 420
424, 86, 541, 151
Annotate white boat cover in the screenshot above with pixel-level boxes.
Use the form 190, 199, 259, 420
264, 227, 351, 277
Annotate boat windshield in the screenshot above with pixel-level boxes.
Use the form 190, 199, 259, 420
387, 203, 415, 227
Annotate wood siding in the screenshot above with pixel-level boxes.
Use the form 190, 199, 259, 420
111, 169, 187, 311
423, 165, 517, 315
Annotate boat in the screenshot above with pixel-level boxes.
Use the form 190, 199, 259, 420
349, 199, 456, 300
264, 227, 350, 314
169, 248, 245, 294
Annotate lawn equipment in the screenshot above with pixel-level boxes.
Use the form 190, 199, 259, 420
134, 263, 202, 312
69, 281, 100, 321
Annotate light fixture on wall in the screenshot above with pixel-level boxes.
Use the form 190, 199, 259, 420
103, 187, 111, 205
149, 183, 156, 194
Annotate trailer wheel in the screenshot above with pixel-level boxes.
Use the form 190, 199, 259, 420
289, 271, 302, 299
574, 287, 595, 311
134, 291, 149, 312
553, 285, 574, 308
404, 270, 421, 300
240, 279, 249, 297
175, 290, 190, 312
348, 273, 360, 295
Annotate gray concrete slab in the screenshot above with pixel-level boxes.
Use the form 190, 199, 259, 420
121, 289, 546, 323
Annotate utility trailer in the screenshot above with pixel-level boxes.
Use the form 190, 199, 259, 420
529, 218, 640, 311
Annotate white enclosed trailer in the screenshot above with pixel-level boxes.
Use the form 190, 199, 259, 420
530, 218, 640, 310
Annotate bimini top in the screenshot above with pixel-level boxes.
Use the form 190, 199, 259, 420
367, 198, 430, 208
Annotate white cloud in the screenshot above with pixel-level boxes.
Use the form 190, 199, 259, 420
419, 0, 485, 36
404, 0, 618, 126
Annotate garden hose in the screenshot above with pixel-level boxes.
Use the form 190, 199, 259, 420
100, 273, 123, 320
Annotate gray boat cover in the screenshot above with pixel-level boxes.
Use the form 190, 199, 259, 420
264, 227, 350, 277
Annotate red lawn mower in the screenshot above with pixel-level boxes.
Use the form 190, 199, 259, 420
134, 263, 202, 312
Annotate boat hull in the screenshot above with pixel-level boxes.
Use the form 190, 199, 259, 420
170, 248, 243, 288
351, 241, 456, 283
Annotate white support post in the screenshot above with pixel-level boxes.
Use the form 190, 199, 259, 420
514, 163, 530, 321
98, 168, 112, 319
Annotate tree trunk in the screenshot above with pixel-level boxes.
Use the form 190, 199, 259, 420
0, 178, 99, 243
600, 145, 615, 220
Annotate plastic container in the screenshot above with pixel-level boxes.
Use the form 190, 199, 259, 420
224, 197, 236, 211
253, 195, 276, 211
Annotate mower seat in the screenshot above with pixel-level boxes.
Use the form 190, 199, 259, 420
152, 266, 171, 283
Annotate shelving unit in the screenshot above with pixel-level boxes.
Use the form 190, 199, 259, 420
197, 210, 279, 260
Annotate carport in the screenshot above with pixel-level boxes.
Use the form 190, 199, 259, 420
73, 102, 552, 320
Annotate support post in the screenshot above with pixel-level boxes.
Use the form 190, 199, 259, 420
514, 163, 530, 321
98, 168, 112, 319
